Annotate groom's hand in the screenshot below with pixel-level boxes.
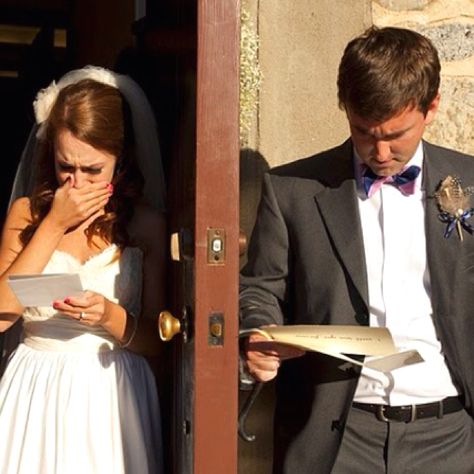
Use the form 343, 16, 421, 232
243, 333, 305, 382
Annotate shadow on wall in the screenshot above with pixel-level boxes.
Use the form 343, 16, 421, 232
239, 147, 274, 474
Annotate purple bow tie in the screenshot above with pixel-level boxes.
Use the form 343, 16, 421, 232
362, 165, 421, 198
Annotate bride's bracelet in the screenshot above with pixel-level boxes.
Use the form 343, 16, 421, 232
119, 311, 138, 348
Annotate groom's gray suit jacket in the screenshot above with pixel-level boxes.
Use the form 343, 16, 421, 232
240, 139, 474, 474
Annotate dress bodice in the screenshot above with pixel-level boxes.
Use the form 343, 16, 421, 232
22, 244, 143, 352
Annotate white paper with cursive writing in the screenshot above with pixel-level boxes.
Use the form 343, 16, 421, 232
240, 325, 423, 372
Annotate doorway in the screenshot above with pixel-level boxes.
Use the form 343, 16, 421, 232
0, 1, 240, 472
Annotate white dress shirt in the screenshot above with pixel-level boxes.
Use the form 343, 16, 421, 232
353, 141, 459, 405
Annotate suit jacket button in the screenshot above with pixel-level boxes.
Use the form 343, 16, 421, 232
354, 312, 369, 325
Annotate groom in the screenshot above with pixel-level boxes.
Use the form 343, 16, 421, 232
240, 26, 474, 473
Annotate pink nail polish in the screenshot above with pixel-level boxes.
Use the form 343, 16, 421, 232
64, 297, 71, 304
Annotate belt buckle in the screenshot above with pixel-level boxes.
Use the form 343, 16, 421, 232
376, 404, 417, 422
376, 405, 390, 422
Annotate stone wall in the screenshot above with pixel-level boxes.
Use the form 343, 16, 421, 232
241, 0, 371, 167
373, 0, 474, 154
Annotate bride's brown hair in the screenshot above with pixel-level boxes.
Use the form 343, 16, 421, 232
20, 79, 144, 248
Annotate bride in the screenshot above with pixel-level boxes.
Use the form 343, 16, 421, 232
0, 66, 166, 473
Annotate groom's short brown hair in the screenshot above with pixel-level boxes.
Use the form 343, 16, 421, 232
337, 26, 440, 121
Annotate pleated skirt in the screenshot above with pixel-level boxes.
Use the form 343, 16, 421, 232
0, 343, 163, 474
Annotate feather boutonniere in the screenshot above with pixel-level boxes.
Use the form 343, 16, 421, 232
435, 176, 474, 241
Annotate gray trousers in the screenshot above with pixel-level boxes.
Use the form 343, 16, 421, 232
331, 405, 474, 474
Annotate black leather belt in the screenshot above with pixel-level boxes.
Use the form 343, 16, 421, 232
352, 396, 463, 423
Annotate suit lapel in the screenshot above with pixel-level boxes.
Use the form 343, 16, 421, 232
313, 142, 369, 308
424, 142, 464, 316
311, 140, 467, 328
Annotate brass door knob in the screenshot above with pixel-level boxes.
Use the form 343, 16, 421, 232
158, 310, 182, 341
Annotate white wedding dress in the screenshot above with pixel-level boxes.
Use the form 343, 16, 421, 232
0, 245, 163, 474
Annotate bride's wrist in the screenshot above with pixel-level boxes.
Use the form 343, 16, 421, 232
99, 298, 116, 327
42, 213, 68, 234
118, 311, 138, 348
99, 300, 134, 346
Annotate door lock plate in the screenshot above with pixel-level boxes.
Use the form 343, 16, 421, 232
208, 312, 224, 345
207, 228, 225, 265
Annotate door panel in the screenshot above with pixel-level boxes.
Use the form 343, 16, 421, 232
156, 0, 240, 472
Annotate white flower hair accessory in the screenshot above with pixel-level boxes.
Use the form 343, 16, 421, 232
33, 65, 121, 139
33, 81, 60, 125
11, 65, 166, 211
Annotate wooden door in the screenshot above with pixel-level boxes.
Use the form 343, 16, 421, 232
158, 0, 240, 472
193, 0, 240, 471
